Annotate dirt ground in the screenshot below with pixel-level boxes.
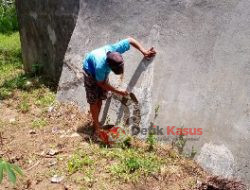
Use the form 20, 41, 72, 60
0, 92, 211, 190
0, 93, 247, 190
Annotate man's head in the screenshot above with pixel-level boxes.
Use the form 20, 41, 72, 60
106, 51, 124, 75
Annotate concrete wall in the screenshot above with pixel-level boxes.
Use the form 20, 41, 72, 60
17, 0, 250, 185
16, 0, 80, 82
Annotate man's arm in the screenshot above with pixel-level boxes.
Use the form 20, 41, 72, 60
96, 37, 156, 96
128, 37, 156, 58
97, 81, 128, 96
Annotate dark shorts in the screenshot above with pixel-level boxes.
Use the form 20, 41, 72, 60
83, 70, 108, 104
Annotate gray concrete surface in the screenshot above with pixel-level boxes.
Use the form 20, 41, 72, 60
16, 0, 80, 82
17, 0, 250, 186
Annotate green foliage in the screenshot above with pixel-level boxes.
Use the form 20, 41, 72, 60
0, 78, 23, 99
17, 92, 30, 113
0, 32, 22, 87
0, 32, 22, 99
189, 146, 197, 159
34, 89, 55, 108
174, 132, 187, 154
31, 63, 43, 76
146, 131, 156, 151
124, 157, 140, 172
0, 159, 23, 184
18, 100, 29, 113
1, 74, 28, 93
0, 33, 20, 55
0, 0, 18, 34
112, 127, 132, 148
171, 128, 197, 159
68, 151, 94, 174
31, 118, 47, 129
82, 167, 95, 184
154, 104, 160, 119
108, 148, 163, 182
0, 33, 56, 101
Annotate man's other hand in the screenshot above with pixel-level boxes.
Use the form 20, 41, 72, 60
142, 47, 156, 59
128, 37, 156, 59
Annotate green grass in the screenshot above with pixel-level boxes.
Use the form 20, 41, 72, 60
18, 99, 30, 113
146, 132, 157, 151
31, 118, 47, 129
66, 143, 167, 186
106, 148, 163, 182
0, 33, 21, 55
68, 150, 94, 175
0, 32, 23, 99
0, 32, 56, 103
0, 32, 22, 88
34, 88, 55, 108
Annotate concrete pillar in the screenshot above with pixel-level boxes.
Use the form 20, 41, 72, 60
15, 0, 80, 82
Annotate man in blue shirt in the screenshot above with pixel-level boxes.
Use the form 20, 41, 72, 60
83, 37, 156, 136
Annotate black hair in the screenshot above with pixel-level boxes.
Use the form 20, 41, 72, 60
106, 51, 124, 75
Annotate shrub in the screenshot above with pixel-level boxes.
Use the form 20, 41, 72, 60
0, 0, 18, 34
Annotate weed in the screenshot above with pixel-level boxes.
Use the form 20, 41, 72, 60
82, 167, 95, 185
17, 94, 30, 113
113, 127, 132, 148
31, 63, 43, 76
168, 149, 179, 159
0, 87, 12, 99
0, 158, 23, 184
34, 89, 55, 108
18, 100, 29, 113
189, 146, 197, 159
17, 93, 30, 113
2, 74, 28, 90
154, 104, 160, 119
172, 126, 187, 154
146, 131, 156, 151
108, 148, 163, 182
31, 119, 47, 129
188, 178, 197, 188
68, 151, 94, 174
125, 157, 140, 172
175, 132, 187, 154
171, 128, 197, 159
146, 105, 159, 151
47, 168, 64, 178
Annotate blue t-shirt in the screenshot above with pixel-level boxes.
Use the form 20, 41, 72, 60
83, 39, 130, 81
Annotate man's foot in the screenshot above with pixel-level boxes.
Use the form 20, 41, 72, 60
94, 129, 109, 144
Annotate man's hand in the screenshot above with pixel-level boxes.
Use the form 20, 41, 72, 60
97, 81, 129, 96
117, 90, 129, 97
128, 37, 157, 59
142, 47, 156, 59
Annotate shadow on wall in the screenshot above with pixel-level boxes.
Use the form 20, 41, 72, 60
101, 57, 155, 125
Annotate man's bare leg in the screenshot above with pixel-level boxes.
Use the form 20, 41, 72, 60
90, 100, 102, 135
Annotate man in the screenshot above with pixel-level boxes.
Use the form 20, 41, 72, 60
82, 37, 156, 137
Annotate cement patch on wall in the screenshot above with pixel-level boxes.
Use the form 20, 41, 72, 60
197, 143, 235, 178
